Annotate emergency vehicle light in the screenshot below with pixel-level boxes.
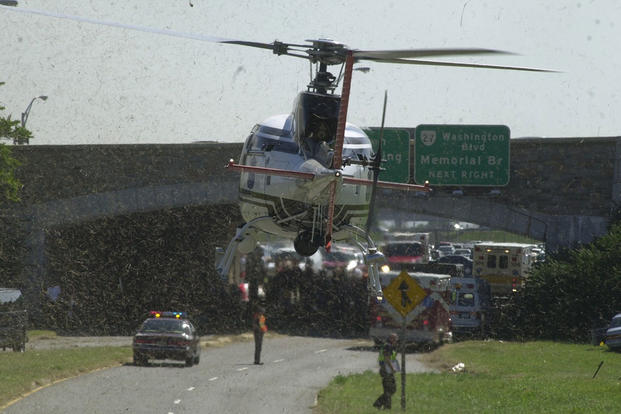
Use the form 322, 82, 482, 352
149, 311, 187, 319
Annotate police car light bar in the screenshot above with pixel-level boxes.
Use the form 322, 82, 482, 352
149, 311, 187, 319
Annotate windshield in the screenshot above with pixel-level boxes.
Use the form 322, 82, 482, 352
140, 319, 185, 333
452, 292, 475, 307
383, 243, 423, 257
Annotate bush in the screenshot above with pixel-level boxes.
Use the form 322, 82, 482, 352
506, 222, 621, 342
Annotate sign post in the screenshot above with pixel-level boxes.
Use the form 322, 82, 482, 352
400, 315, 406, 411
383, 270, 429, 411
414, 124, 510, 186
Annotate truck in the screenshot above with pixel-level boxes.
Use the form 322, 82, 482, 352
0, 288, 27, 352
449, 277, 491, 338
472, 242, 537, 296
369, 271, 452, 346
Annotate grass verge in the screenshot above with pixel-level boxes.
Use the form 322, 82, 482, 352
0, 346, 131, 409
316, 340, 621, 413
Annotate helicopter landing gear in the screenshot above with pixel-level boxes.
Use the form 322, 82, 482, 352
293, 230, 322, 256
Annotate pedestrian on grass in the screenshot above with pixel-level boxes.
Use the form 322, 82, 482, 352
373, 332, 398, 409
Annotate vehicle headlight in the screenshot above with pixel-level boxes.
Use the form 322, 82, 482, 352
347, 260, 357, 271
381, 264, 391, 273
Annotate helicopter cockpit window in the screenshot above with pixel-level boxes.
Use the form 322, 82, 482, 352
308, 113, 336, 144
248, 125, 298, 154
295, 92, 340, 167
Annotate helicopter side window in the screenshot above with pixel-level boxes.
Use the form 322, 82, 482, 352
245, 134, 264, 155
342, 135, 372, 160
254, 126, 299, 154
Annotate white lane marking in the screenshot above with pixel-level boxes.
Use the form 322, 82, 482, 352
174, 399, 181, 404
168, 412, 174, 414
187, 387, 195, 391
208, 377, 218, 381
273, 359, 285, 363
237, 367, 249, 372
314, 349, 327, 354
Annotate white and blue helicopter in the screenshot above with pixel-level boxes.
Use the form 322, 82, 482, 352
1, 5, 556, 299
210, 39, 555, 300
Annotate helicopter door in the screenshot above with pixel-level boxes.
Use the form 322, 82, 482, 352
243, 133, 266, 194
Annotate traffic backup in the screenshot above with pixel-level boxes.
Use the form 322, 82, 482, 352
132, 311, 201, 367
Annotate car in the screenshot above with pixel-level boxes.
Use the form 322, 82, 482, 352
436, 245, 455, 257
453, 248, 472, 259
605, 313, 621, 350
321, 246, 363, 277
436, 255, 473, 276
132, 311, 201, 367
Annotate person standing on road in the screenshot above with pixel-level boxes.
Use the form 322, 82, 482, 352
252, 305, 267, 365
373, 332, 398, 410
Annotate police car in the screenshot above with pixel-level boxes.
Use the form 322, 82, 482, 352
132, 311, 201, 367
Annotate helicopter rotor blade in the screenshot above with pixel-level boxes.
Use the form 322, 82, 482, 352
365, 90, 388, 235
0, 5, 237, 44
362, 57, 560, 73
354, 48, 515, 60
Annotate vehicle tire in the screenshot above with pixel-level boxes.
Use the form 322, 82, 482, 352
194, 354, 200, 365
185, 356, 194, 367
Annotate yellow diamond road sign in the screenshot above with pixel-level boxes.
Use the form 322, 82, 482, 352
383, 270, 427, 317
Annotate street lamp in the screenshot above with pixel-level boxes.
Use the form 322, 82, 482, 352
21, 95, 48, 128
19, 95, 48, 144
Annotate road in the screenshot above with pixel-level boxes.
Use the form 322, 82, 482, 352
4, 335, 432, 414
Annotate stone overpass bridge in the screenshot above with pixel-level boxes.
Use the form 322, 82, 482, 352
1, 137, 620, 289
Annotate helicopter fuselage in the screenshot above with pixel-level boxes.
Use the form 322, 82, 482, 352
238, 111, 374, 254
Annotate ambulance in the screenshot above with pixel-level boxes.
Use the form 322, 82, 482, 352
449, 277, 491, 338
473, 242, 536, 296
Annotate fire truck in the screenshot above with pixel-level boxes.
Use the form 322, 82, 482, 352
369, 271, 452, 346
381, 232, 432, 267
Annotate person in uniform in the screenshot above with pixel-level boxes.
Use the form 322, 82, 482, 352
252, 306, 267, 365
373, 332, 398, 409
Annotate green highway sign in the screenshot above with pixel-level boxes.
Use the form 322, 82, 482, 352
363, 128, 410, 184
414, 124, 510, 186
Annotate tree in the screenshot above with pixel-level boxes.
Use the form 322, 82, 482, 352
0, 81, 30, 201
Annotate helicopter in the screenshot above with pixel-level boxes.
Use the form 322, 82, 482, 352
208, 38, 556, 300
1, 5, 556, 299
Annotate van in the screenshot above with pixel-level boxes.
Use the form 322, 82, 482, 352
449, 277, 491, 338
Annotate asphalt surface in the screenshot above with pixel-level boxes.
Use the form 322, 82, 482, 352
3, 335, 434, 414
